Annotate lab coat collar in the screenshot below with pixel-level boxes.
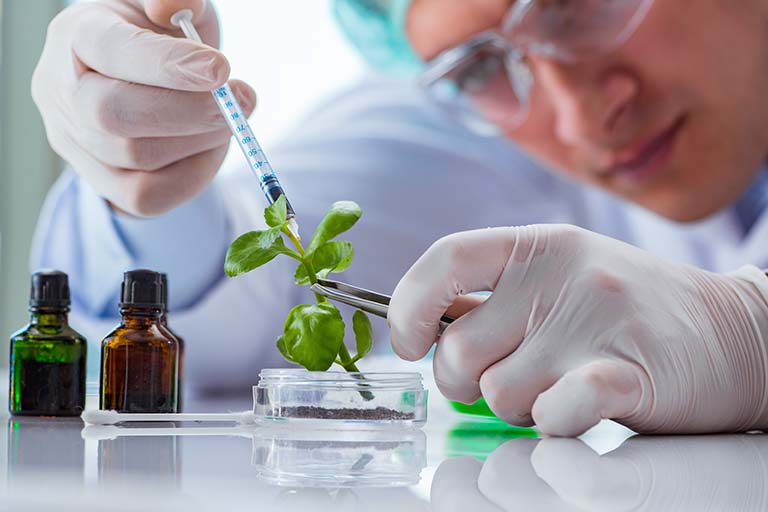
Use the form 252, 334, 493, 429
733, 166, 768, 238
620, 165, 768, 272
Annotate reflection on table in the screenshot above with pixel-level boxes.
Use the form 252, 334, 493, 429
97, 422, 181, 489
2, 380, 766, 512
432, 432, 768, 511
7, 416, 84, 479
251, 426, 426, 487
82, 421, 427, 488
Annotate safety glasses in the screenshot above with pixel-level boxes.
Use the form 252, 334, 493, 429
419, 0, 656, 134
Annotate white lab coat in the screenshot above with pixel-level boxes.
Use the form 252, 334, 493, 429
31, 78, 768, 395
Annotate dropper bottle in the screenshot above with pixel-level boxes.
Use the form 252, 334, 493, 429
8, 270, 87, 416
159, 273, 184, 412
100, 269, 179, 413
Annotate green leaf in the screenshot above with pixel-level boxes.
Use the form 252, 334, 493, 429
224, 226, 283, 277
293, 241, 354, 285
283, 303, 345, 371
276, 335, 295, 363
264, 194, 288, 228
315, 241, 354, 277
352, 310, 373, 361
306, 201, 362, 256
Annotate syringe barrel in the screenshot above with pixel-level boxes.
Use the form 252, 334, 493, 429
211, 84, 296, 218
173, 12, 297, 221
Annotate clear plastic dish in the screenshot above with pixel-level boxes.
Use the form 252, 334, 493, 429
253, 369, 428, 428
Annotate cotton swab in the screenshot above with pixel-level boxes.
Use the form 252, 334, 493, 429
81, 409, 255, 425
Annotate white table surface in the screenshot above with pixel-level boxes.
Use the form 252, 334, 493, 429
1, 364, 766, 511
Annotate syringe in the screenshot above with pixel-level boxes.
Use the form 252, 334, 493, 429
170, 9, 300, 240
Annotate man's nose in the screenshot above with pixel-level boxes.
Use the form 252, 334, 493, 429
531, 56, 639, 148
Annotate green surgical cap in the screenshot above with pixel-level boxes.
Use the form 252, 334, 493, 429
332, 0, 424, 75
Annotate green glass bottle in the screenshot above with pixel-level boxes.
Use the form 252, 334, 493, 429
8, 270, 87, 416
159, 273, 184, 412
100, 269, 179, 413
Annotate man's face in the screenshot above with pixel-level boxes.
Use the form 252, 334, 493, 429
408, 0, 768, 222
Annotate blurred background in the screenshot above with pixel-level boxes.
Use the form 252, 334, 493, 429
0, 0, 366, 368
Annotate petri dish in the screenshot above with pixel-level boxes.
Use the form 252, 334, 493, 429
253, 369, 428, 429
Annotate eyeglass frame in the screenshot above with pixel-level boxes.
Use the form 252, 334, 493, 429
417, 0, 656, 132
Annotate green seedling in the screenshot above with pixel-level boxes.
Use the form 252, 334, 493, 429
224, 195, 373, 373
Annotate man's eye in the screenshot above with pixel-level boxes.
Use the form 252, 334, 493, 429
453, 53, 504, 93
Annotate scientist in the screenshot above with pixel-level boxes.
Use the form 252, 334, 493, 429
30, 0, 768, 436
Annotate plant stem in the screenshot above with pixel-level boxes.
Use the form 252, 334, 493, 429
282, 222, 367, 390
337, 343, 360, 373
282, 225, 304, 257
282, 225, 326, 303
338, 342, 373, 400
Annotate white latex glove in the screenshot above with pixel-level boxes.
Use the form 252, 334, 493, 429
32, 0, 256, 216
389, 225, 768, 436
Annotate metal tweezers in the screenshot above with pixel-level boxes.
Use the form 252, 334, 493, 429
311, 279, 455, 335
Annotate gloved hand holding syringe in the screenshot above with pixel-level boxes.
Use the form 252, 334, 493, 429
146, 0, 301, 241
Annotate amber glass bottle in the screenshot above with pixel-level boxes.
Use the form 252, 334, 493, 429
159, 273, 184, 412
100, 270, 179, 413
8, 270, 87, 416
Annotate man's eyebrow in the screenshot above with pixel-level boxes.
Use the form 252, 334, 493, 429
413, 0, 516, 61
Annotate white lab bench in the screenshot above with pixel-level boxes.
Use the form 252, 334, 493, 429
1, 365, 766, 511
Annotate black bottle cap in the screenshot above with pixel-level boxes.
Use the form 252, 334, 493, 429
120, 269, 163, 309
160, 273, 169, 309
29, 270, 70, 309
